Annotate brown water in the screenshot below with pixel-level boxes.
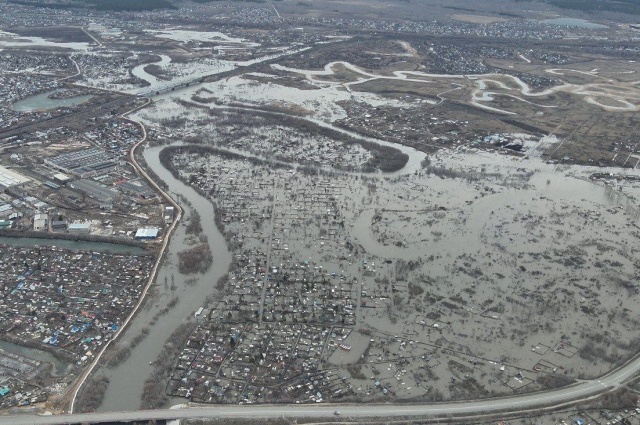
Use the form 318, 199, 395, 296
97, 144, 232, 412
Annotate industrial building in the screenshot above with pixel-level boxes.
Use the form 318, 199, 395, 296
50, 218, 68, 231
135, 227, 159, 240
0, 203, 13, 217
44, 148, 118, 178
68, 222, 91, 234
33, 213, 48, 231
0, 165, 30, 189
115, 178, 155, 199
53, 173, 72, 184
24, 196, 48, 210
164, 206, 175, 223
68, 179, 117, 203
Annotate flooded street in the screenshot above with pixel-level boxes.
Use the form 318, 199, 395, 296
97, 144, 232, 412
121, 60, 640, 404
2, 2, 640, 421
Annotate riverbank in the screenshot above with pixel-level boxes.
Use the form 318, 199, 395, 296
0, 231, 151, 253
0, 336, 75, 371
91, 143, 232, 412
68, 103, 179, 414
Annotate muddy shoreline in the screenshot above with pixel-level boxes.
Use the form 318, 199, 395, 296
0, 229, 153, 252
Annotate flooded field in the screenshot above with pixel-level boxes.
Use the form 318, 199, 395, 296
23, 21, 634, 412
122, 58, 640, 404
145, 122, 640, 403
3, 1, 640, 418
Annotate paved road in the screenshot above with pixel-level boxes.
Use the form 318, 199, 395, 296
2, 352, 639, 424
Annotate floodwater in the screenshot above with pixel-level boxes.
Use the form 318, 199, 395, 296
131, 54, 172, 86
156, 100, 427, 176
12, 89, 93, 112
0, 236, 146, 255
0, 340, 71, 376
129, 55, 236, 96
541, 18, 608, 29
350, 159, 618, 264
97, 144, 232, 412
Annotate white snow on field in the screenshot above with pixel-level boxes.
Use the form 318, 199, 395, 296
146, 29, 260, 48
125, 47, 309, 95
186, 75, 418, 122
275, 60, 639, 114
87, 23, 123, 37
0, 30, 90, 51
129, 59, 237, 95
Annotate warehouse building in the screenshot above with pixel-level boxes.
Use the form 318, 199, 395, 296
68, 222, 91, 234
135, 227, 159, 240
0, 165, 30, 189
164, 206, 175, 223
44, 148, 118, 178
69, 179, 117, 203
33, 213, 48, 231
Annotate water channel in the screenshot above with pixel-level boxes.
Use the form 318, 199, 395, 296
0, 340, 71, 377
0, 236, 146, 255
12, 90, 94, 113
131, 54, 172, 86
97, 144, 232, 411
89, 59, 475, 409
91, 95, 618, 410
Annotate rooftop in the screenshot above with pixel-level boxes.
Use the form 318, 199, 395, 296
135, 227, 159, 239
0, 165, 30, 188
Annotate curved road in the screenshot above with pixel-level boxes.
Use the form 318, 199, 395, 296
3, 350, 640, 423
64, 99, 184, 414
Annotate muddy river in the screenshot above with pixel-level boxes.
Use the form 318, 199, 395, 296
97, 144, 232, 411
131, 54, 171, 86
0, 340, 71, 377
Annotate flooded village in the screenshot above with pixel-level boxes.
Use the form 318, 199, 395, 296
0, 0, 640, 422
150, 115, 640, 405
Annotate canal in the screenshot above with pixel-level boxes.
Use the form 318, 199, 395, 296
0, 236, 147, 255
0, 340, 71, 377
